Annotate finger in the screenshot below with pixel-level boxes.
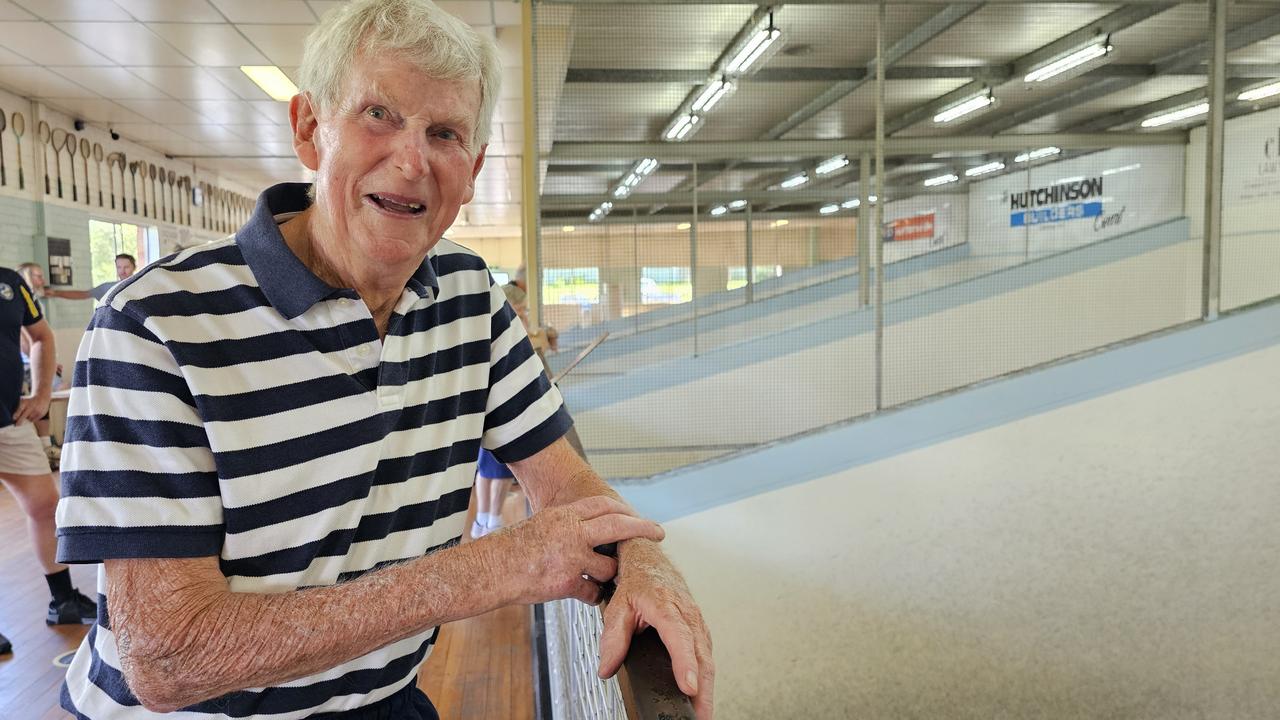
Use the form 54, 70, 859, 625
580, 553, 617, 584
570, 576, 603, 606
569, 495, 634, 520
597, 598, 635, 679
584, 514, 665, 548
12, 400, 32, 425
692, 665, 715, 719
649, 612, 701, 699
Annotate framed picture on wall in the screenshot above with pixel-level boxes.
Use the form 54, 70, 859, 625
47, 237, 73, 286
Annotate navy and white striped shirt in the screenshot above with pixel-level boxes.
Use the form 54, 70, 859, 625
56, 182, 572, 718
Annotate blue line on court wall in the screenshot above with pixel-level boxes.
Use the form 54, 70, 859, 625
618, 300, 1280, 522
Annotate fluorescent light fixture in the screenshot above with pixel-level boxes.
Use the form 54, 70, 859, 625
1024, 39, 1113, 84
1014, 146, 1061, 163
562, 226, 575, 232
691, 77, 734, 113
815, 155, 850, 176
819, 204, 840, 214
842, 199, 860, 209
772, 219, 789, 227
677, 222, 692, 230
728, 199, 748, 210
1238, 80, 1280, 102
664, 113, 700, 141
923, 173, 959, 187
965, 161, 1006, 177
780, 173, 809, 189
240, 65, 298, 101
727, 21, 781, 74
613, 185, 631, 199
589, 201, 613, 222
635, 158, 660, 175
1140, 102, 1209, 128
933, 90, 995, 124
710, 205, 728, 216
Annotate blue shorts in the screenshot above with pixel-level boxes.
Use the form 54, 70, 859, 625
477, 448, 514, 479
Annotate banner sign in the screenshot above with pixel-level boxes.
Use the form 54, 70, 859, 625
1009, 177, 1104, 227
884, 212, 936, 242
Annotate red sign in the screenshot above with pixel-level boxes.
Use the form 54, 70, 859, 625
884, 212, 936, 242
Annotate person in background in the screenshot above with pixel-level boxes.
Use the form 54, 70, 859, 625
0, 266, 99, 659
91, 253, 137, 301
17, 261, 95, 302
14, 263, 68, 466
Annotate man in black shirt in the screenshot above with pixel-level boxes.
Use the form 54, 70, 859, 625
0, 267, 96, 656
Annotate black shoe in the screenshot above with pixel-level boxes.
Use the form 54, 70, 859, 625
0, 631, 11, 654
47, 589, 97, 626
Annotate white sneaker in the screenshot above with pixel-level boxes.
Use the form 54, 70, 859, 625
470, 520, 487, 539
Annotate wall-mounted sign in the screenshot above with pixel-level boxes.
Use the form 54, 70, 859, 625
1009, 177, 1104, 227
885, 212, 937, 242
47, 237, 73, 286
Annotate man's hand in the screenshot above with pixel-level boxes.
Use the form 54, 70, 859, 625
484, 495, 664, 606
12, 390, 51, 426
598, 540, 715, 719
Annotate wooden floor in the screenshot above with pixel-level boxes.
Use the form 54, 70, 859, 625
0, 480, 533, 719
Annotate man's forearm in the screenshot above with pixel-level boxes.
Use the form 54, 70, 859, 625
110, 539, 512, 712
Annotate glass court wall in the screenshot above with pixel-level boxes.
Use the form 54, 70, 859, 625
530, 0, 1278, 481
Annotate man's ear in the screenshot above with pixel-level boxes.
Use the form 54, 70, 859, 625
291, 92, 321, 171
462, 143, 488, 205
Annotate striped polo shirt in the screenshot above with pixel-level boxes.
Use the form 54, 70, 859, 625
56, 182, 572, 718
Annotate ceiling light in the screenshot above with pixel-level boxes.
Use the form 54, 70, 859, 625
691, 77, 735, 113
677, 222, 692, 230
1238, 80, 1280, 102
841, 199, 860, 209
772, 219, 789, 227
240, 66, 299, 101
780, 173, 809, 189
1014, 147, 1061, 163
1024, 38, 1113, 84
1140, 102, 1209, 128
613, 185, 631, 199
729, 199, 748, 209
635, 158, 660, 175
933, 90, 995, 124
664, 113, 701, 142
924, 173, 959, 187
965, 161, 1005, 177
727, 17, 781, 75
815, 155, 850, 176
562, 226, 575, 232
710, 205, 728, 216
869, 195, 878, 203
819, 204, 840, 214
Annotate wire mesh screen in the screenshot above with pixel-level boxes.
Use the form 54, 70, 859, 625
543, 598, 627, 720
532, 0, 1268, 483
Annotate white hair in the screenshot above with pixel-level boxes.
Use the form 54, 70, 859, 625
298, 0, 503, 147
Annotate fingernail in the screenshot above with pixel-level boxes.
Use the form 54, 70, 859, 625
686, 670, 698, 694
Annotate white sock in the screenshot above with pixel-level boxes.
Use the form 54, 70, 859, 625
476, 512, 492, 527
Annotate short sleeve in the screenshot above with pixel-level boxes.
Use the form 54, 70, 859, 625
56, 304, 223, 564
482, 279, 572, 463
16, 278, 42, 326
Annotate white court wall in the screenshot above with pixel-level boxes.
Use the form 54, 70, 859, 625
657, 341, 1280, 718
880, 192, 968, 265
575, 220, 1200, 477
1185, 104, 1280, 310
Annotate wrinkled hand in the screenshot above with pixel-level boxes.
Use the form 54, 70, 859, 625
489, 496, 665, 606
598, 542, 715, 719
13, 391, 51, 426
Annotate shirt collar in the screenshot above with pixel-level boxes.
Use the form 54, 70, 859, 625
237, 182, 440, 319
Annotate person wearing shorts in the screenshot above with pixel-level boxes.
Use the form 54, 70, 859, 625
0, 267, 97, 657
472, 448, 516, 538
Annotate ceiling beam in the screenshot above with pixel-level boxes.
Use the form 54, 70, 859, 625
1069, 78, 1256, 131
547, 132, 1187, 162
761, 3, 984, 140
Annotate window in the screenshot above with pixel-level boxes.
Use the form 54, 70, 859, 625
542, 267, 600, 305
491, 270, 511, 286
640, 266, 691, 304
89, 219, 158, 287
726, 265, 782, 291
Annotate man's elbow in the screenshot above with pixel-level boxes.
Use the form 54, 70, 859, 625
115, 626, 213, 712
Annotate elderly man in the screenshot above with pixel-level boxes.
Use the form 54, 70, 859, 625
55, 1, 713, 718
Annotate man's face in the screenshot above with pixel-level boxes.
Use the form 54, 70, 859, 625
23, 266, 45, 292
291, 52, 487, 270
115, 258, 136, 281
